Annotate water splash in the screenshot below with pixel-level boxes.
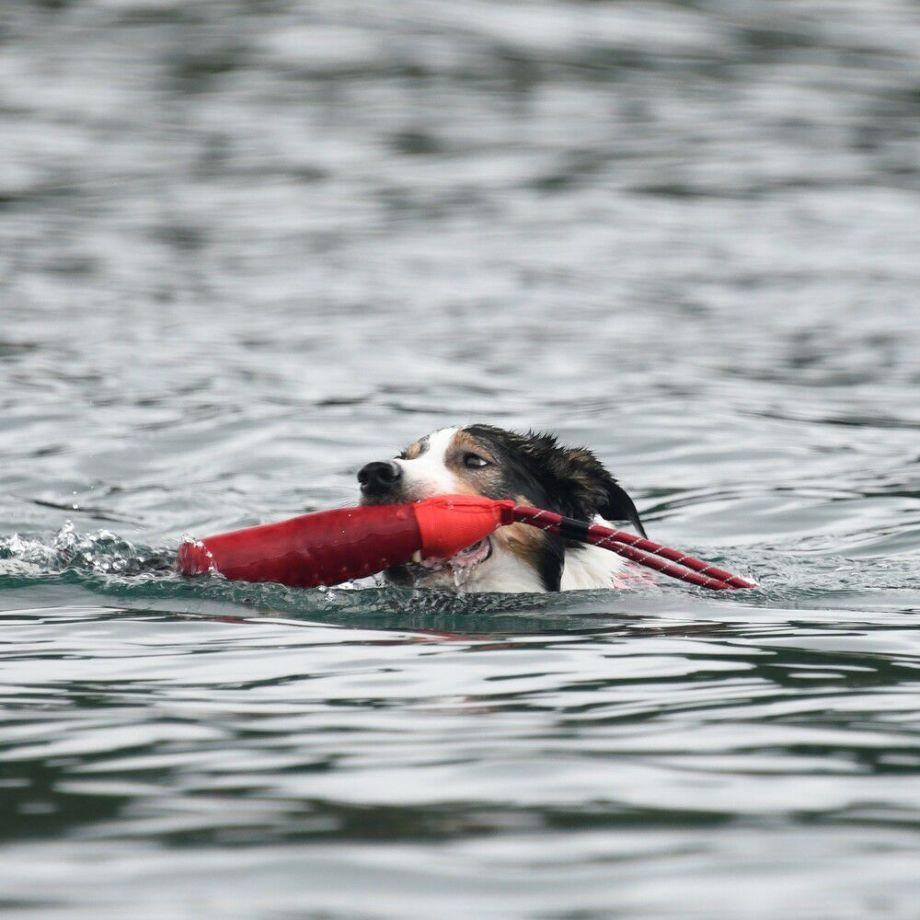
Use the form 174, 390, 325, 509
450, 558, 475, 591
0, 522, 171, 581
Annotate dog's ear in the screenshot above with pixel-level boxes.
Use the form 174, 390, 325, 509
523, 436, 647, 538
598, 480, 648, 539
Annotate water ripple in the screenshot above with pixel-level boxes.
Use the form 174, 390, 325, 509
2, 0, 920, 916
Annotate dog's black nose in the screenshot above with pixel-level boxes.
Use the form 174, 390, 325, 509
358, 460, 402, 496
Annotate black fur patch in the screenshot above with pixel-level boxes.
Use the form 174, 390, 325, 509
463, 424, 647, 536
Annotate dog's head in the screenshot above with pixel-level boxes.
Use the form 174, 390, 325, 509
358, 425, 645, 592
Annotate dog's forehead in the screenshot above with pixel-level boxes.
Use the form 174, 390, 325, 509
399, 424, 533, 465
400, 426, 458, 460
458, 424, 523, 457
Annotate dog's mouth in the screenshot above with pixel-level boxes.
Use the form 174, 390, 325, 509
415, 537, 493, 573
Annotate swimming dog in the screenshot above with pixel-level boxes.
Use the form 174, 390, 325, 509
358, 425, 647, 592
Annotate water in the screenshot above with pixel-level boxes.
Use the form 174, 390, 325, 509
2, 0, 920, 916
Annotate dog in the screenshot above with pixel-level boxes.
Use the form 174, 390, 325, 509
357, 425, 648, 592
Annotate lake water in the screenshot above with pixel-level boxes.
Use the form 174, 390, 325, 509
2, 1, 919, 916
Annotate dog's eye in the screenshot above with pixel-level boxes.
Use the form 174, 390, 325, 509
463, 453, 490, 469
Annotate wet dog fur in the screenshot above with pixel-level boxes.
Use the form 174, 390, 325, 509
357, 425, 647, 593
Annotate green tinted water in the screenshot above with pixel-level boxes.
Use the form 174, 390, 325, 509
2, 0, 919, 916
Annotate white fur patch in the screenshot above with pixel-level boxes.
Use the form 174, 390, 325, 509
561, 544, 629, 590
560, 517, 635, 591
461, 539, 548, 593
394, 426, 460, 501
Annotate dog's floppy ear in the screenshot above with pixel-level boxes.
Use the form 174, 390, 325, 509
598, 480, 648, 539
522, 435, 648, 538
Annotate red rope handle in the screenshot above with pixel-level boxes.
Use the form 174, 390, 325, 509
177, 494, 756, 592
509, 505, 757, 591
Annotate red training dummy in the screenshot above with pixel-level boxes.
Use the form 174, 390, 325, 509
177, 495, 514, 589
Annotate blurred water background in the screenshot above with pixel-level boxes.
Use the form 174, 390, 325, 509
2, 0, 920, 916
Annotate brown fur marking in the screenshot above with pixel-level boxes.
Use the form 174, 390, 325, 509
444, 430, 502, 496
401, 441, 423, 460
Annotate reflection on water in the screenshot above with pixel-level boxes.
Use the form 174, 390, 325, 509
1, 0, 920, 916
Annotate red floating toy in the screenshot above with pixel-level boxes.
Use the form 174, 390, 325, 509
177, 495, 515, 589
177, 495, 756, 592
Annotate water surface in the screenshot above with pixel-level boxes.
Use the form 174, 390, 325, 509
1, 0, 920, 916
